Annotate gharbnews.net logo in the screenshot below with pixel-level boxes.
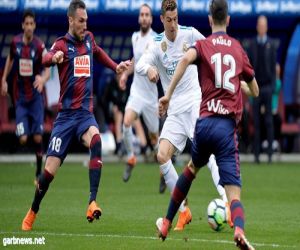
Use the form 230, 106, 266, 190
2, 236, 45, 246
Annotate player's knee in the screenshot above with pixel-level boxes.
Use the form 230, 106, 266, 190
33, 134, 43, 144
157, 150, 170, 164
19, 136, 28, 145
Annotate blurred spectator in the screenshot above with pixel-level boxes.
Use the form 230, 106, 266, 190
262, 63, 282, 152
247, 15, 277, 163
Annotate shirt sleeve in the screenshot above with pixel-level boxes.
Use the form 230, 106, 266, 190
91, 32, 117, 72
135, 42, 157, 76
42, 39, 63, 67
191, 27, 205, 43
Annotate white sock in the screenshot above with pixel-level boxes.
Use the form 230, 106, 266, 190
160, 159, 185, 212
123, 125, 134, 158
207, 154, 227, 202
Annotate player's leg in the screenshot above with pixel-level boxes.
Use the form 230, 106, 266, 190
216, 118, 254, 249
15, 102, 29, 147
22, 112, 74, 231
22, 156, 60, 231
32, 134, 43, 183
122, 98, 142, 181
158, 114, 194, 230
132, 118, 148, 156
30, 96, 45, 182
112, 105, 123, 155
81, 126, 102, 222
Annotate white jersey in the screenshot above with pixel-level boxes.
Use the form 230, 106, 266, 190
130, 29, 158, 105
136, 25, 205, 115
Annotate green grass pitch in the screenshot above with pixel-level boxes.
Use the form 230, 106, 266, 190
0, 161, 299, 249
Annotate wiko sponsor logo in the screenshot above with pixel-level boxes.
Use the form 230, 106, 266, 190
207, 99, 229, 115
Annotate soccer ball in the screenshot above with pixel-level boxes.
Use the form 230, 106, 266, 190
207, 198, 227, 231
156, 217, 163, 230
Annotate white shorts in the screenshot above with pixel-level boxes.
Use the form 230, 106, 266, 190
125, 95, 159, 134
160, 104, 199, 154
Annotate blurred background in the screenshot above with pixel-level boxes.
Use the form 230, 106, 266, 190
0, 0, 300, 158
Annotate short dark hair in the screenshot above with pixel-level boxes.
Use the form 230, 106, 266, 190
22, 9, 35, 22
161, 0, 177, 16
140, 3, 152, 16
209, 0, 228, 25
68, 0, 86, 17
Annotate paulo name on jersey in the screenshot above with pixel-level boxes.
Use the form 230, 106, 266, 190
43, 31, 117, 113
136, 25, 205, 115
130, 29, 157, 104
193, 32, 255, 123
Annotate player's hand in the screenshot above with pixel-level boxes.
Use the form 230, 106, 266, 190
147, 66, 159, 83
118, 72, 128, 91
116, 60, 132, 74
52, 51, 64, 64
1, 79, 8, 96
33, 75, 44, 93
159, 96, 170, 117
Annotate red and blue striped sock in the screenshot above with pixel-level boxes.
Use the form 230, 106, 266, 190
89, 134, 102, 204
166, 167, 195, 222
31, 169, 54, 213
231, 199, 245, 232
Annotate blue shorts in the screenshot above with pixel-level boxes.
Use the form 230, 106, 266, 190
46, 109, 99, 162
15, 96, 44, 137
191, 116, 241, 187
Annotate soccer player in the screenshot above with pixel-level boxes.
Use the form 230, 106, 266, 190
158, 0, 258, 249
136, 0, 228, 231
119, 4, 159, 182
1, 9, 50, 185
21, 0, 130, 231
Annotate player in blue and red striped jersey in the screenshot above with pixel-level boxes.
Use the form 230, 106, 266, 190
1, 9, 50, 185
158, 0, 258, 249
21, 0, 131, 231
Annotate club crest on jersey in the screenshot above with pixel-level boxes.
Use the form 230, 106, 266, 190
31, 50, 35, 58
19, 59, 33, 76
182, 42, 189, 52
161, 41, 167, 52
74, 55, 90, 77
16, 48, 21, 55
86, 40, 90, 50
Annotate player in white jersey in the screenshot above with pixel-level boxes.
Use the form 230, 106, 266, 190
119, 4, 159, 182
136, 0, 231, 230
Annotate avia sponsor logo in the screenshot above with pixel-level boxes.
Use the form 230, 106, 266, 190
212, 36, 231, 47
207, 99, 229, 115
74, 55, 90, 77
19, 59, 33, 76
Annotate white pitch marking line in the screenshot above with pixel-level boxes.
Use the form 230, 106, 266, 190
0, 231, 297, 249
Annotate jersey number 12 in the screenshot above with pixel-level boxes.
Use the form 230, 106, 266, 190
211, 53, 236, 93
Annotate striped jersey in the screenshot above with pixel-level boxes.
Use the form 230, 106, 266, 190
43, 31, 117, 112
10, 33, 45, 103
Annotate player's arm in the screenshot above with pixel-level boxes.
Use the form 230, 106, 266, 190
119, 58, 134, 90
34, 48, 51, 93
159, 48, 197, 117
241, 79, 259, 97
1, 54, 14, 96
240, 49, 259, 97
135, 43, 159, 83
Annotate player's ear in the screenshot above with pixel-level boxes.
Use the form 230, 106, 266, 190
160, 15, 164, 24
226, 16, 230, 27
68, 15, 73, 26
208, 15, 213, 28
